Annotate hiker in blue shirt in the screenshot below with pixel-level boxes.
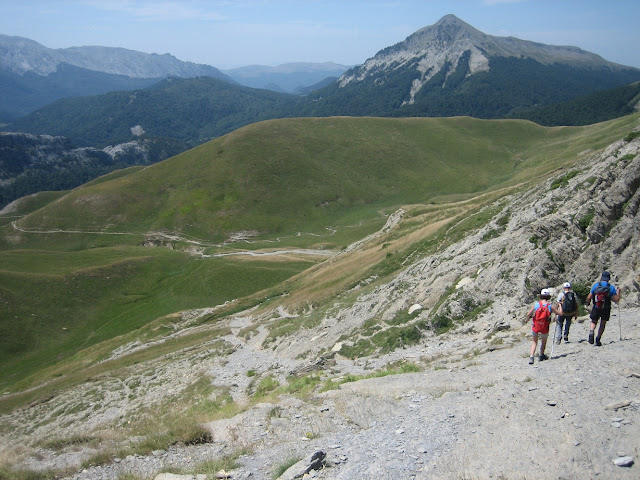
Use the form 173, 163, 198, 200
585, 271, 620, 346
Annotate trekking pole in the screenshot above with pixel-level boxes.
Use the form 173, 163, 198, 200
618, 299, 622, 341
550, 318, 557, 358
614, 276, 622, 341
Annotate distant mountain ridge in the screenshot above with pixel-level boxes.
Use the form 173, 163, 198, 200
0, 34, 234, 120
223, 62, 350, 93
0, 34, 231, 80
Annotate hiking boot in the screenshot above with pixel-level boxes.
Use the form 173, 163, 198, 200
528, 356, 534, 365
564, 335, 569, 343
539, 354, 548, 361
595, 337, 602, 347
588, 331, 594, 344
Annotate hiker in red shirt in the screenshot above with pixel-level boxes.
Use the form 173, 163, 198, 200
525, 288, 563, 364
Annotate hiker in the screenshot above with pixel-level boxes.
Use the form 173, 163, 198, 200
585, 271, 620, 346
525, 288, 563, 364
554, 282, 578, 344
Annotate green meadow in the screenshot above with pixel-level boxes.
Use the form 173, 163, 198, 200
1, 114, 638, 400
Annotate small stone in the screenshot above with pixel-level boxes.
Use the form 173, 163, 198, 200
395, 428, 405, 434
546, 400, 557, 406
613, 456, 634, 467
604, 400, 631, 411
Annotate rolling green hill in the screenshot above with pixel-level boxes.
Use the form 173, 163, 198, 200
1, 113, 638, 394
8, 116, 618, 244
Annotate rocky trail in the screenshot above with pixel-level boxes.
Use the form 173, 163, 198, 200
18, 308, 635, 480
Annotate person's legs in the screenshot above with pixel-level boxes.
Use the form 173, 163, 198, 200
589, 309, 600, 344
595, 310, 610, 346
530, 332, 538, 363
539, 334, 548, 360
555, 317, 564, 344
564, 318, 571, 340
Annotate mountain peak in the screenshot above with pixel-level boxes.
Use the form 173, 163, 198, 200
338, 14, 634, 106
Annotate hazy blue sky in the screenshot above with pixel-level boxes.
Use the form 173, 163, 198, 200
2, 0, 639, 69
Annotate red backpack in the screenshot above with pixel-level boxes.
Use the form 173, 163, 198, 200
532, 301, 551, 334
593, 282, 610, 310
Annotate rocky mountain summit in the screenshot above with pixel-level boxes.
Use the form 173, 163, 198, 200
340, 14, 632, 102
329, 15, 640, 115
1, 129, 639, 479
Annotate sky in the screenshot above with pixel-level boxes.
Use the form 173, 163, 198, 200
1, 0, 640, 70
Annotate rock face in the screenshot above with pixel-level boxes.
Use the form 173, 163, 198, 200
0, 132, 161, 208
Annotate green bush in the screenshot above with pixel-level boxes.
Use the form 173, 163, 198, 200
624, 131, 640, 142
578, 209, 595, 232
550, 170, 578, 189
431, 314, 453, 335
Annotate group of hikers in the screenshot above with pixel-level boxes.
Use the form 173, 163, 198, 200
524, 271, 621, 364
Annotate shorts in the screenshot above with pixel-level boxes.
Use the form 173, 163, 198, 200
590, 307, 611, 323
531, 330, 549, 340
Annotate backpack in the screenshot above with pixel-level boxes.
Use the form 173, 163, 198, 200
562, 291, 577, 314
532, 301, 551, 333
594, 282, 610, 310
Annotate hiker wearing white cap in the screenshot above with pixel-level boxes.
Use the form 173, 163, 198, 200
554, 282, 578, 344
525, 288, 563, 364
585, 271, 620, 346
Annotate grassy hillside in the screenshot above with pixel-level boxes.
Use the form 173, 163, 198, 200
10, 115, 629, 246
1, 113, 638, 396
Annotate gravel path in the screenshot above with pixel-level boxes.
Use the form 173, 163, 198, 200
54, 308, 639, 480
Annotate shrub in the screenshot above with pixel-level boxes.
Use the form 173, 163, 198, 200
254, 375, 280, 397
571, 282, 591, 303
431, 314, 453, 335
624, 131, 640, 142
578, 209, 595, 232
